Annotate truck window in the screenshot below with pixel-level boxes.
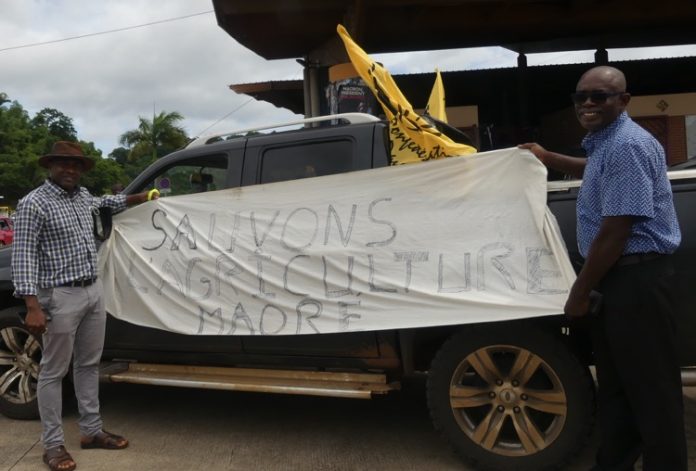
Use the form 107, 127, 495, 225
140, 154, 229, 197
260, 140, 354, 184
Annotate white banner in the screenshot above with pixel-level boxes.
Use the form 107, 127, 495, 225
99, 148, 575, 335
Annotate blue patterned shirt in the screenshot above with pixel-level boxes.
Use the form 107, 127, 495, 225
12, 179, 127, 296
576, 112, 680, 258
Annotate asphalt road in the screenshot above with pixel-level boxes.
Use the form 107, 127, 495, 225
2, 381, 695, 470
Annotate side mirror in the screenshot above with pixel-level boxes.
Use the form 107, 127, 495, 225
190, 172, 213, 191
92, 207, 113, 241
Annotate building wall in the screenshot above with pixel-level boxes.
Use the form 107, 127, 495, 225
628, 92, 696, 164
446, 106, 479, 128
668, 116, 688, 163
628, 93, 696, 117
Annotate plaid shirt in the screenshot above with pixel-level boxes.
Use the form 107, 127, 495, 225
12, 179, 127, 296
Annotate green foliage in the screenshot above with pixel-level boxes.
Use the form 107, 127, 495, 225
108, 146, 129, 166
31, 108, 77, 141
0, 96, 47, 206
77, 141, 128, 195
119, 110, 188, 163
108, 146, 151, 183
0, 93, 188, 206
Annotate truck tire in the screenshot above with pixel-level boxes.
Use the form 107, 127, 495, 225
427, 323, 595, 471
0, 305, 41, 419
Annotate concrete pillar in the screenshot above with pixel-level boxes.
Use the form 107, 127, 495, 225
301, 59, 312, 118
517, 53, 529, 129
299, 58, 328, 122
595, 48, 609, 64
517, 53, 527, 68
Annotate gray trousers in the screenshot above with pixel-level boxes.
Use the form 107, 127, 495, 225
37, 281, 106, 449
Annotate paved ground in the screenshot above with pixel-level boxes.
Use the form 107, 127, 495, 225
1, 382, 695, 470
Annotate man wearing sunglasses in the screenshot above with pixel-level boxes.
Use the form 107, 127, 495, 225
520, 66, 686, 470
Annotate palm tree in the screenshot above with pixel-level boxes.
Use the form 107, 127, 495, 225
119, 110, 188, 162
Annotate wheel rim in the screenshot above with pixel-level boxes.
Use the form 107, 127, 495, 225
0, 326, 41, 405
449, 344, 567, 457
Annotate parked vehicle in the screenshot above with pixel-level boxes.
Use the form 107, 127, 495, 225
669, 155, 696, 171
1, 113, 695, 470
0, 217, 13, 246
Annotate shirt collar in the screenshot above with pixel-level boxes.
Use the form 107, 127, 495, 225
582, 111, 629, 151
44, 179, 80, 198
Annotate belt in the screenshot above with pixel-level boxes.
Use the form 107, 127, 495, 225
615, 252, 663, 267
59, 277, 97, 288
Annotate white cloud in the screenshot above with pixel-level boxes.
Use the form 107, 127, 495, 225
0, 0, 301, 155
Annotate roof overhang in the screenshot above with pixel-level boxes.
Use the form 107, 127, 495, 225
213, 0, 696, 60
231, 80, 305, 114
230, 56, 696, 119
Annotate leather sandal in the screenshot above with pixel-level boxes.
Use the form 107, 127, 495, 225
80, 430, 129, 450
43, 445, 76, 471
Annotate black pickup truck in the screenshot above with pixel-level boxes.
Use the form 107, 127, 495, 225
1, 113, 695, 471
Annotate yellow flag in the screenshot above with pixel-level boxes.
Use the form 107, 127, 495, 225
337, 24, 476, 165
425, 68, 448, 123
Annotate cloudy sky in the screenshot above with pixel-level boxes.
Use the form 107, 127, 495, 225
2, 0, 695, 156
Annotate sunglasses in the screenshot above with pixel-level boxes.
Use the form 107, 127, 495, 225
570, 91, 624, 105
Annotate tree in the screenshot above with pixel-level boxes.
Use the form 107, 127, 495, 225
119, 111, 188, 163
31, 108, 77, 141
108, 146, 151, 182
61, 141, 123, 195
0, 94, 175, 206
0, 97, 45, 206
0, 95, 129, 205
108, 146, 130, 166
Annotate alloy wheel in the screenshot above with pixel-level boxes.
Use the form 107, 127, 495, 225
448, 344, 567, 457
0, 326, 41, 405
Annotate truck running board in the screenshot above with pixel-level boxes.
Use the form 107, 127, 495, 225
101, 362, 399, 399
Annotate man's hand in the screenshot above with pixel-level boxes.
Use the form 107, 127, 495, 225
24, 305, 47, 336
126, 190, 159, 206
564, 296, 590, 319
518, 143, 548, 165
565, 216, 632, 320
146, 189, 160, 201
564, 285, 590, 319
518, 143, 587, 178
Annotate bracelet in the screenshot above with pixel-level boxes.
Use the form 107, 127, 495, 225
147, 189, 160, 201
